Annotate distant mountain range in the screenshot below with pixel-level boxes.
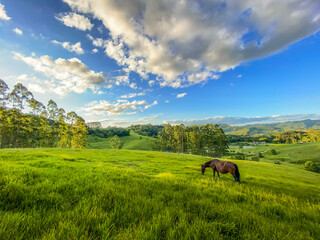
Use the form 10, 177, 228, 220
165, 114, 320, 126
220, 119, 320, 135
97, 114, 320, 135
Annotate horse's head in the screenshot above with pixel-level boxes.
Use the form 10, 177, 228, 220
201, 165, 206, 175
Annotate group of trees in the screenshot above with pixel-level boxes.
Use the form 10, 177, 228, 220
0, 79, 87, 149
88, 127, 130, 138
129, 124, 164, 138
155, 123, 229, 157
272, 130, 320, 144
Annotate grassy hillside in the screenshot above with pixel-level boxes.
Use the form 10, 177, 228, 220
87, 131, 156, 150
0, 149, 319, 239
229, 142, 320, 164
221, 119, 320, 135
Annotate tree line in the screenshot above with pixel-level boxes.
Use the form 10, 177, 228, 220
155, 123, 228, 157
272, 130, 320, 144
0, 79, 87, 149
129, 124, 164, 138
88, 127, 130, 138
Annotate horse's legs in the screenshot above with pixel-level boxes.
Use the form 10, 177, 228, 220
213, 169, 215, 180
217, 171, 220, 179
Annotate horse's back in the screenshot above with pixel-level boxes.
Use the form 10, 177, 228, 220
216, 160, 236, 173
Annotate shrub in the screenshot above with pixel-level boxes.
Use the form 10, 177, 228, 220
274, 161, 281, 165
271, 149, 277, 155
234, 152, 246, 160
304, 161, 320, 173
110, 135, 121, 149
259, 152, 263, 158
251, 156, 260, 161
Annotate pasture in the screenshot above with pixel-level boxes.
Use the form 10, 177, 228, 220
87, 131, 156, 151
229, 142, 320, 164
0, 149, 319, 239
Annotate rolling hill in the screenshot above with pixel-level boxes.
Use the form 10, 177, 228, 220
221, 119, 320, 135
87, 130, 156, 151
229, 142, 320, 165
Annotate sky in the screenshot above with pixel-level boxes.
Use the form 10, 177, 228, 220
0, 0, 320, 127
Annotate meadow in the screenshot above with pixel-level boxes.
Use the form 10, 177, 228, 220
87, 131, 156, 151
229, 142, 320, 164
0, 148, 319, 239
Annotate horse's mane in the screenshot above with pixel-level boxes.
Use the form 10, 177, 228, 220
204, 159, 219, 165
204, 160, 213, 165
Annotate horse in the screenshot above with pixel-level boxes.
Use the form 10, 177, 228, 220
201, 159, 240, 183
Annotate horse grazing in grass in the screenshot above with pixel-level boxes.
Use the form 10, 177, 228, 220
201, 159, 240, 183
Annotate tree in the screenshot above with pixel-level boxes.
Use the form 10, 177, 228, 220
110, 135, 121, 149
28, 98, 45, 115
71, 117, 87, 149
0, 79, 9, 108
9, 83, 33, 110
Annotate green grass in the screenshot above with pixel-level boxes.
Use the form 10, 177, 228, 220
87, 131, 156, 151
0, 148, 319, 239
229, 142, 320, 164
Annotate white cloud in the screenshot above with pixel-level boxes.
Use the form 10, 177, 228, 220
92, 48, 98, 53
237, 74, 243, 78
12, 52, 106, 96
13, 28, 23, 35
148, 80, 155, 86
139, 114, 160, 121
51, 40, 84, 54
55, 12, 93, 31
164, 100, 169, 103
176, 93, 187, 98
81, 99, 157, 116
144, 100, 158, 109
0, 3, 10, 21
63, 0, 320, 88
28, 83, 47, 94
120, 92, 145, 99
129, 83, 137, 89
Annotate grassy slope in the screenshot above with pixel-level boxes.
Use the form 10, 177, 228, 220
87, 131, 156, 151
0, 149, 319, 239
229, 142, 320, 164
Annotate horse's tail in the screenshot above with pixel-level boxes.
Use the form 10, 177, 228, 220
234, 164, 240, 182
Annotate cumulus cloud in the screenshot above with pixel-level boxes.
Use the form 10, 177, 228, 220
0, 3, 10, 20
63, 0, 320, 88
120, 92, 145, 99
12, 52, 106, 96
81, 99, 157, 116
55, 12, 93, 31
13, 28, 23, 35
176, 93, 187, 98
51, 40, 84, 54
92, 48, 98, 53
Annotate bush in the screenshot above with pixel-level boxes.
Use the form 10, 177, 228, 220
110, 135, 121, 149
271, 149, 277, 155
274, 161, 281, 165
251, 156, 260, 161
234, 152, 246, 160
259, 152, 263, 158
304, 161, 320, 173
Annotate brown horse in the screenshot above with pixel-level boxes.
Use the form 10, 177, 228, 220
201, 159, 240, 183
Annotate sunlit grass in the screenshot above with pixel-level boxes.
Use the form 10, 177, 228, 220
229, 142, 320, 164
87, 131, 156, 151
0, 148, 319, 239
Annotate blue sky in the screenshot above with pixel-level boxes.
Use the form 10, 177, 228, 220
0, 0, 320, 126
